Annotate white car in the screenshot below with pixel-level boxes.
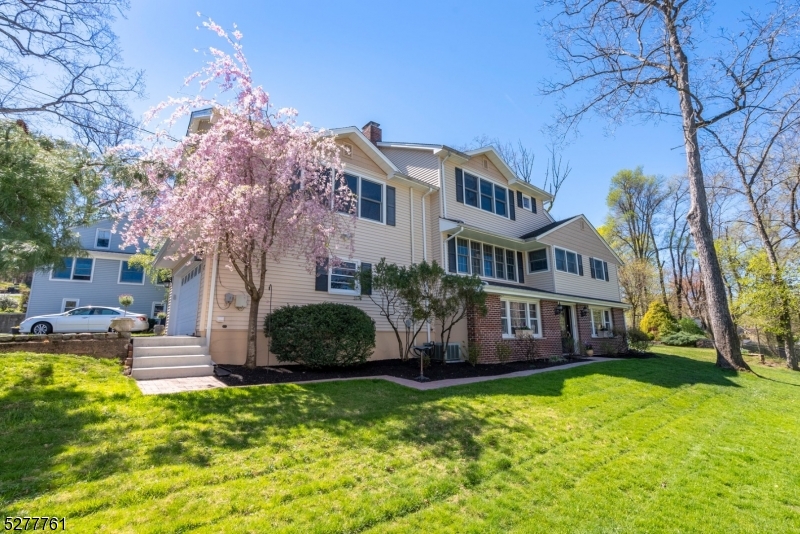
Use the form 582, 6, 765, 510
20, 306, 150, 335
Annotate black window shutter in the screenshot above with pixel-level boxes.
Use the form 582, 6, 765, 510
531, 197, 537, 213
386, 186, 396, 226
455, 168, 464, 204
603, 261, 610, 281
508, 188, 516, 221
360, 263, 372, 295
577, 254, 584, 276
516, 191, 523, 208
589, 257, 596, 279
314, 258, 329, 291
447, 236, 457, 273
517, 251, 525, 284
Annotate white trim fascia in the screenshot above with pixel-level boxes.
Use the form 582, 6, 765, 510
534, 214, 624, 264
329, 127, 400, 176
483, 284, 632, 309
87, 250, 134, 261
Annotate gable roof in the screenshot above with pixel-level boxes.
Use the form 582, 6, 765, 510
519, 216, 580, 239
521, 214, 623, 264
465, 146, 553, 201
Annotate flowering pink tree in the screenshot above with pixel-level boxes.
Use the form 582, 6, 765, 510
122, 20, 353, 368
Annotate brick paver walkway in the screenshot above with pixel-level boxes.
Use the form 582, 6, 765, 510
135, 357, 617, 395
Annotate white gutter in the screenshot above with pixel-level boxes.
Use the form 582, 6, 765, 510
205, 249, 219, 344
409, 187, 415, 264
421, 186, 433, 261
439, 156, 450, 218
484, 283, 632, 309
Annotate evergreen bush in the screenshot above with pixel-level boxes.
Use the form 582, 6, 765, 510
661, 331, 706, 347
678, 317, 705, 336
639, 302, 678, 340
265, 303, 376, 368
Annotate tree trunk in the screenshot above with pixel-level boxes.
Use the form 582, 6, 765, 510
245, 294, 261, 369
666, 17, 747, 370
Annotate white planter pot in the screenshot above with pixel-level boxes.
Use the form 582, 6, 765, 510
110, 317, 135, 333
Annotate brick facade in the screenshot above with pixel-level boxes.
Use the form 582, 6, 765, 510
467, 294, 627, 363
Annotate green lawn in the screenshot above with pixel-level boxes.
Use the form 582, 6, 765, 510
1, 347, 799, 533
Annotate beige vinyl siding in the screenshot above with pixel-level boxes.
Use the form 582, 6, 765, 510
443, 160, 553, 239
380, 147, 439, 186
538, 219, 623, 302
207, 169, 416, 334
408, 186, 426, 264
340, 141, 384, 176
524, 247, 556, 292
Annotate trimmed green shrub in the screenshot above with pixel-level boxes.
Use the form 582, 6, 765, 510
640, 302, 678, 340
678, 317, 705, 336
265, 303, 376, 368
627, 327, 653, 352
661, 331, 706, 347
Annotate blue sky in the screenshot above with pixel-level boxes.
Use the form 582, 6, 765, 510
114, 0, 716, 226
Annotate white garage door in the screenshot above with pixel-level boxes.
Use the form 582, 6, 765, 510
173, 262, 202, 336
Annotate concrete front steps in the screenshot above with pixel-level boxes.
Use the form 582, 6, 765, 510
131, 336, 214, 380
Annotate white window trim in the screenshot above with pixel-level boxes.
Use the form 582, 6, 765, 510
328, 259, 361, 296
527, 247, 550, 274
554, 246, 582, 276
338, 172, 386, 226
459, 169, 510, 220
61, 298, 80, 313
500, 299, 543, 339
151, 301, 166, 318
451, 237, 517, 283
49, 257, 95, 283
118, 260, 146, 285
94, 228, 112, 250
590, 307, 614, 338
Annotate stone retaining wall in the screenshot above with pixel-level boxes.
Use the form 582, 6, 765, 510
0, 332, 130, 359
0, 313, 25, 334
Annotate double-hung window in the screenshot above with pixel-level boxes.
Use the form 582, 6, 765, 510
591, 308, 613, 337
329, 260, 360, 294
339, 173, 383, 223
522, 195, 532, 210
51, 257, 93, 282
95, 229, 111, 249
492, 247, 516, 281
456, 238, 470, 273
119, 260, 145, 284
554, 248, 583, 275
462, 170, 509, 218
528, 249, 548, 272
590, 257, 610, 281
470, 241, 482, 275
500, 300, 542, 337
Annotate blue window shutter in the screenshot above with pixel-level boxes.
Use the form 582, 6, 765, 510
314, 259, 329, 291
516, 191, 523, 208
386, 186, 396, 226
360, 263, 372, 295
517, 251, 525, 284
577, 254, 584, 276
508, 188, 516, 221
447, 236, 457, 273
589, 257, 596, 279
603, 261, 610, 281
455, 168, 464, 203
531, 197, 537, 213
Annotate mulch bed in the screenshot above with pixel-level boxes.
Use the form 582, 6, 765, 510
214, 356, 592, 386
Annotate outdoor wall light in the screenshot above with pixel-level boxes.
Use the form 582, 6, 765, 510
580, 306, 588, 317
554, 304, 564, 315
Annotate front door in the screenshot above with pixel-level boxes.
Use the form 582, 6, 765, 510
559, 306, 574, 354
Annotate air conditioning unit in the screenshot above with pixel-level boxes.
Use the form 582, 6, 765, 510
432, 343, 462, 363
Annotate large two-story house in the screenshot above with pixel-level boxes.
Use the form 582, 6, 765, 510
156, 118, 629, 365
26, 220, 168, 320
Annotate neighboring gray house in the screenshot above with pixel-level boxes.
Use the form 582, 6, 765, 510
26, 220, 167, 320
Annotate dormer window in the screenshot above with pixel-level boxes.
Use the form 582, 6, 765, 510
457, 168, 509, 218
95, 229, 111, 249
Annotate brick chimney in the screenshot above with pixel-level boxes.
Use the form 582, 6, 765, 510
362, 121, 382, 144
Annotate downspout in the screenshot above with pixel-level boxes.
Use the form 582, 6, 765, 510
205, 249, 219, 348
421, 186, 433, 261
409, 187, 415, 264
439, 153, 451, 219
